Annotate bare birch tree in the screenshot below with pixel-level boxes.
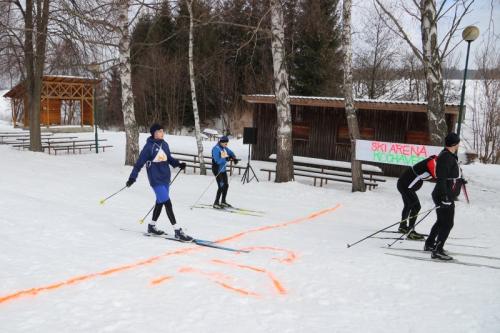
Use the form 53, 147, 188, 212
343, 0, 366, 192
117, 0, 139, 165
187, 0, 206, 175
270, 0, 293, 183
375, 0, 474, 145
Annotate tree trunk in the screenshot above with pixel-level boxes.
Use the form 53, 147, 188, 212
187, 0, 206, 175
420, 0, 447, 145
270, 0, 293, 183
25, 0, 50, 152
118, 0, 139, 166
342, 0, 366, 192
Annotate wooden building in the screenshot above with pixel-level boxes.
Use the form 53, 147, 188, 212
242, 94, 461, 176
3, 75, 100, 128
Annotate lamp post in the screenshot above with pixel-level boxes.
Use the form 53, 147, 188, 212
456, 25, 479, 138
90, 64, 100, 153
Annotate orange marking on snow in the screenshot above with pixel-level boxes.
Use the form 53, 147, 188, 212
150, 275, 173, 286
178, 267, 233, 281
0, 247, 201, 305
211, 259, 265, 273
0, 204, 340, 305
215, 204, 341, 244
214, 281, 260, 297
178, 266, 257, 296
210, 259, 287, 295
267, 272, 287, 295
241, 246, 298, 264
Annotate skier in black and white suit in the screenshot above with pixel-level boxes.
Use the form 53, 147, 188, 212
425, 132, 464, 260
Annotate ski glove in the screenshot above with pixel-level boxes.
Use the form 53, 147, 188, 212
179, 162, 186, 170
126, 178, 135, 187
232, 158, 239, 165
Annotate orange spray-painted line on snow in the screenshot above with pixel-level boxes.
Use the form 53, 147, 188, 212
0, 247, 201, 305
177, 267, 234, 281
0, 204, 340, 305
214, 204, 341, 244
150, 275, 174, 286
214, 281, 260, 297
177, 266, 258, 297
211, 259, 287, 295
240, 246, 298, 264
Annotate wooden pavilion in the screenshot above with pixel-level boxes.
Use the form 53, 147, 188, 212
242, 94, 461, 176
3, 75, 100, 128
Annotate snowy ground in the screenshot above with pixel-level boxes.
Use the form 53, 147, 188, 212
0, 122, 499, 332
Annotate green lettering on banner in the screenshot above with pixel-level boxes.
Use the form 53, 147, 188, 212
372, 152, 426, 166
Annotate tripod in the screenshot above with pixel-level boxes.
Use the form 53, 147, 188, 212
241, 143, 259, 184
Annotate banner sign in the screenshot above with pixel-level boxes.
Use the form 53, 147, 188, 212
355, 139, 442, 166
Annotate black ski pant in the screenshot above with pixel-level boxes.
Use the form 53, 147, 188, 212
214, 172, 229, 204
426, 194, 455, 251
397, 179, 421, 229
152, 200, 177, 225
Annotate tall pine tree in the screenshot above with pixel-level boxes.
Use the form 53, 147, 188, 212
292, 0, 343, 96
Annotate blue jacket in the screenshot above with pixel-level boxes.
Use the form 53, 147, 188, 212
129, 137, 180, 187
211, 143, 236, 173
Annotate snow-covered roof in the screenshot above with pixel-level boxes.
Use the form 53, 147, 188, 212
243, 94, 460, 114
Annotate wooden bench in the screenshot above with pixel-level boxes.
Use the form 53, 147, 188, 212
0, 133, 53, 144
12, 139, 108, 154
293, 165, 386, 185
171, 152, 246, 176
260, 168, 379, 190
53, 144, 113, 155
267, 154, 384, 187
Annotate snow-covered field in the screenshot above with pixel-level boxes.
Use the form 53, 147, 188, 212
0, 121, 499, 332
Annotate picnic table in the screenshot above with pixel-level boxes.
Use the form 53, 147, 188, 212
0, 132, 53, 144
12, 139, 110, 154
202, 129, 222, 141
263, 154, 385, 190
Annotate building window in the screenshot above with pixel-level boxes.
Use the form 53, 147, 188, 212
405, 131, 430, 145
292, 109, 310, 141
337, 126, 375, 143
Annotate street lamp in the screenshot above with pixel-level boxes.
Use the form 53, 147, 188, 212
89, 64, 100, 153
456, 25, 479, 137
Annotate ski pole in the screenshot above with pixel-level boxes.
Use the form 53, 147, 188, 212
100, 186, 127, 205
462, 182, 470, 204
139, 204, 155, 224
386, 206, 438, 247
190, 165, 226, 209
346, 206, 438, 248
170, 168, 183, 186
138, 169, 183, 224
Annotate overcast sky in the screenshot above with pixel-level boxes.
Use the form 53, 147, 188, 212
352, 0, 500, 69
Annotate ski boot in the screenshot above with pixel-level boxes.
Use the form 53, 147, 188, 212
407, 230, 425, 240
220, 202, 233, 208
147, 224, 165, 235
431, 248, 453, 261
175, 228, 194, 242
213, 202, 223, 209
398, 224, 409, 234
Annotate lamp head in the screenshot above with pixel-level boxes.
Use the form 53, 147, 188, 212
462, 26, 479, 42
